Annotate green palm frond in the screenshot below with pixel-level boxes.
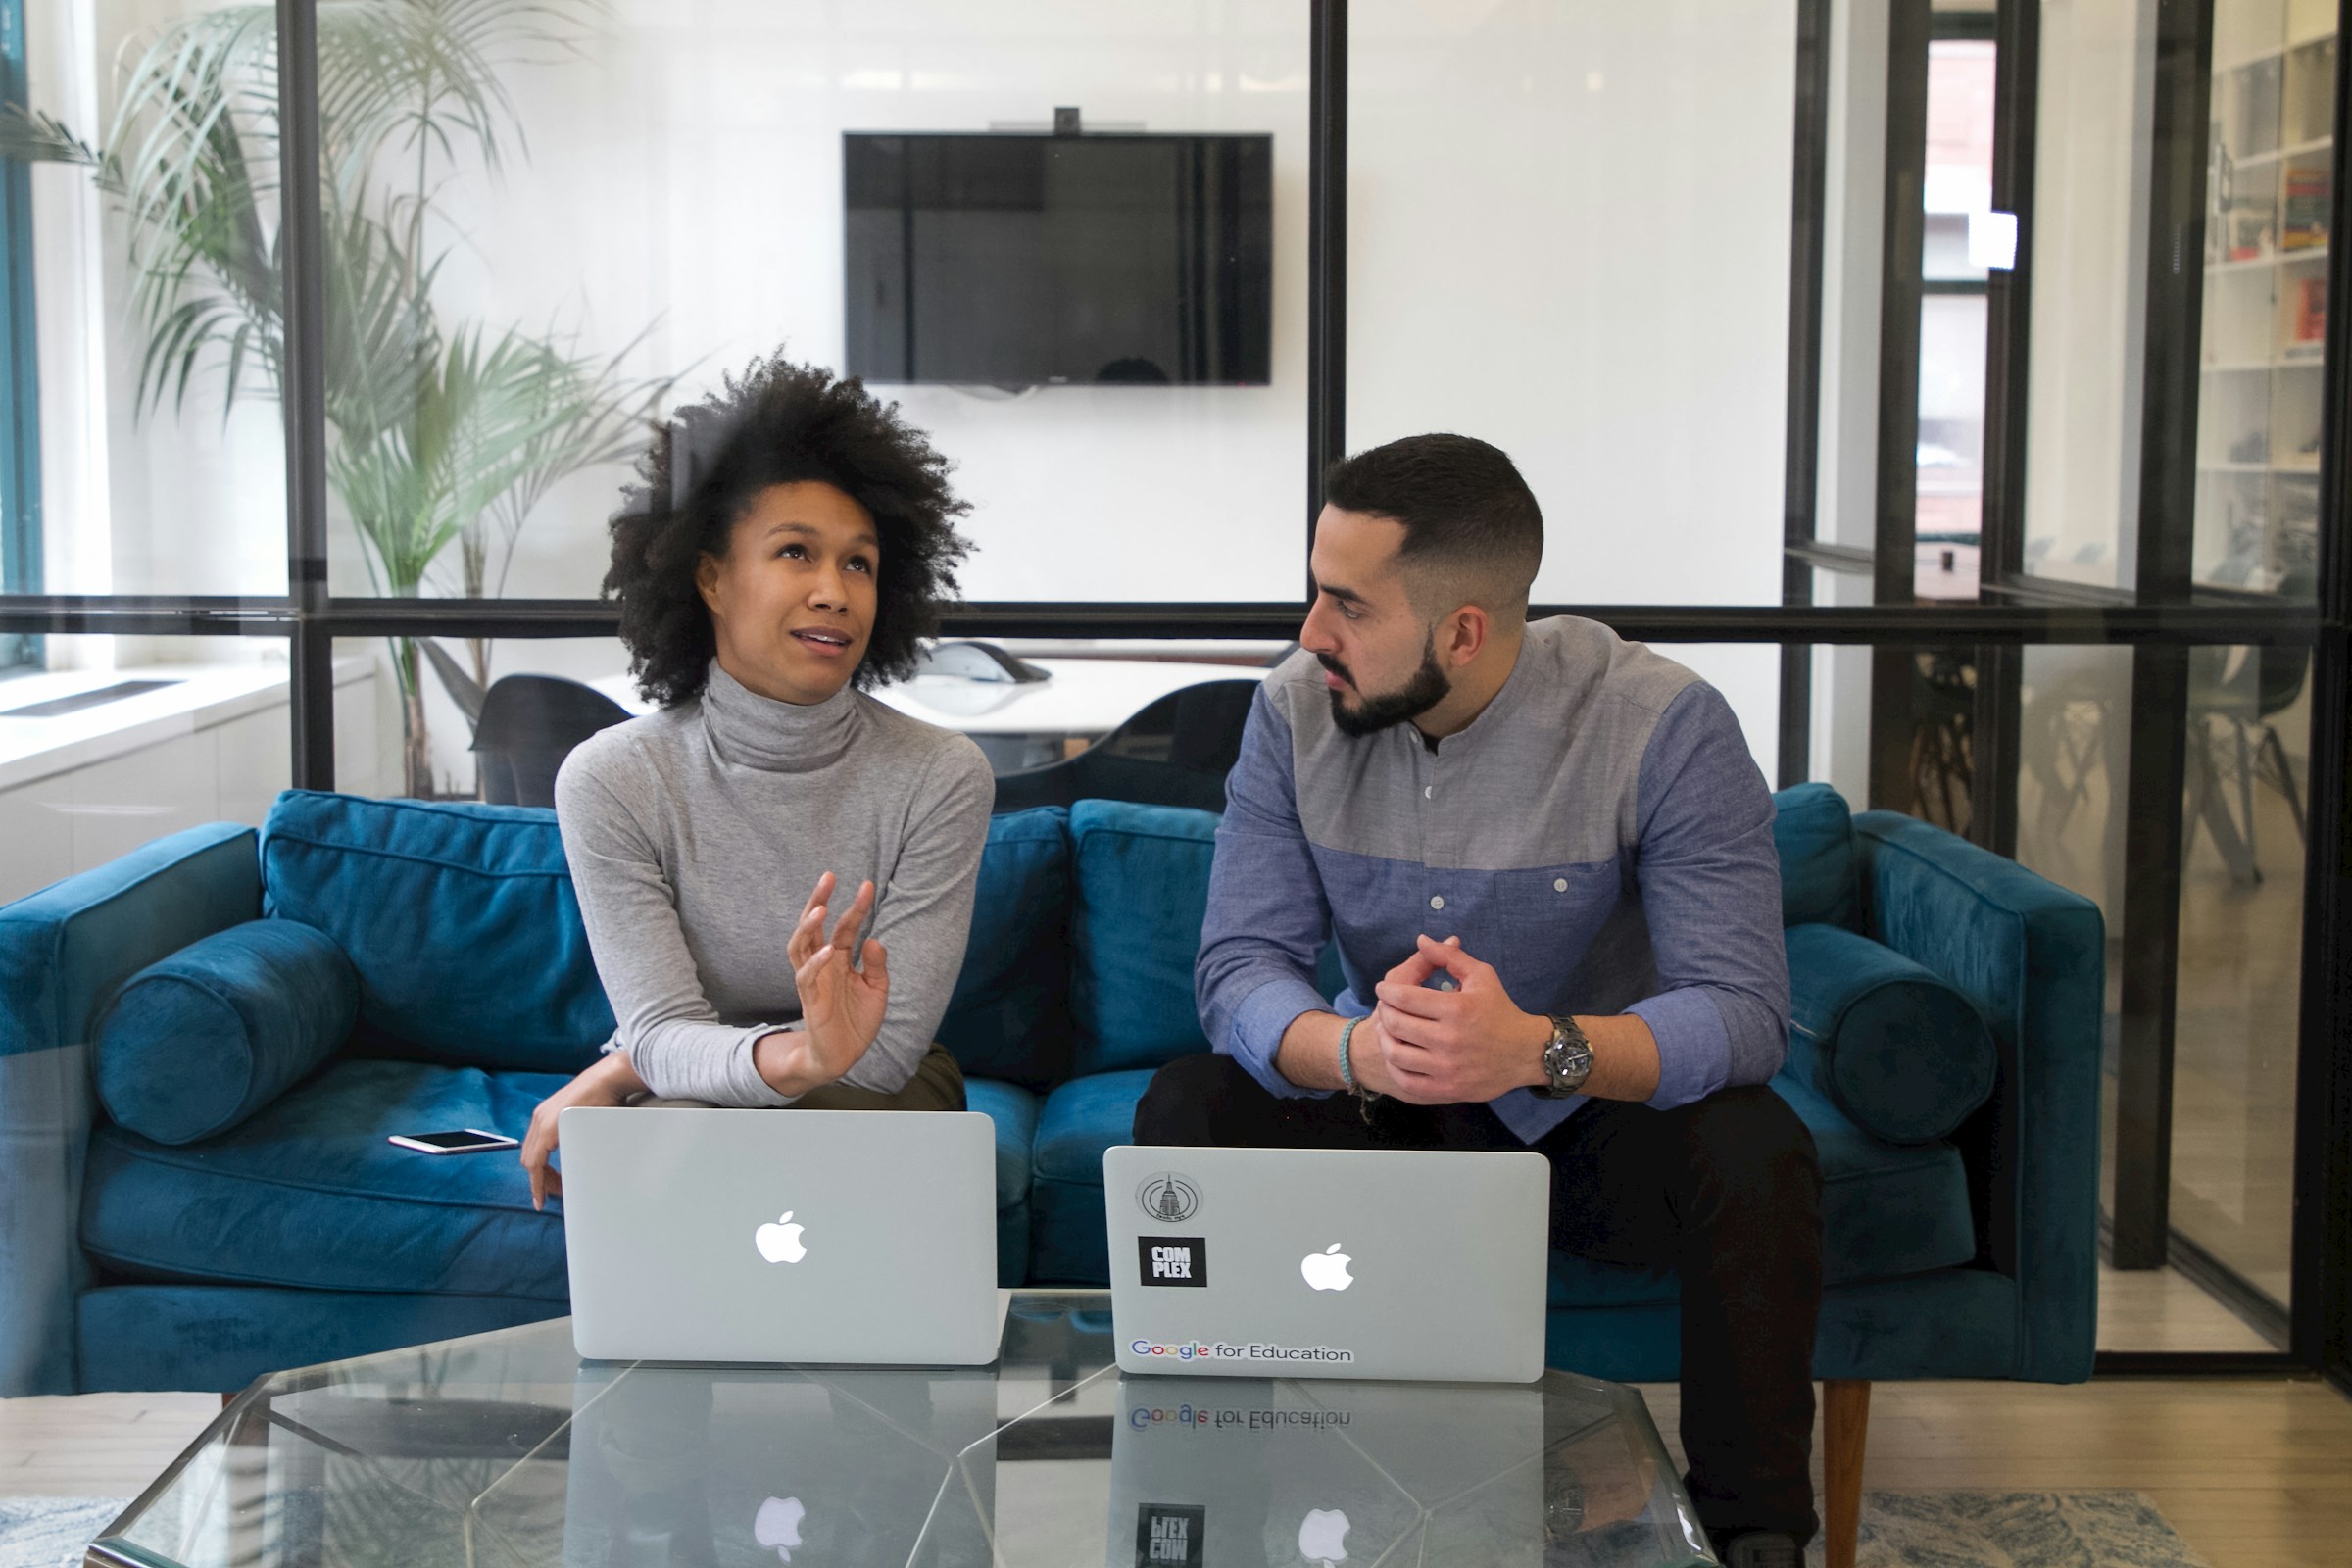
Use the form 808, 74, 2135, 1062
467, 328, 678, 597
319, 200, 441, 444
0, 105, 102, 167
317, 0, 597, 193
335, 324, 605, 596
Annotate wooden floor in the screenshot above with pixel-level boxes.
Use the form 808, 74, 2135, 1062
1637, 1378, 2352, 1568
2098, 1257, 2275, 1352
5, 1377, 2348, 1567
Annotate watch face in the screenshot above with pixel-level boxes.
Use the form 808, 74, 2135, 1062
1543, 1019, 1592, 1095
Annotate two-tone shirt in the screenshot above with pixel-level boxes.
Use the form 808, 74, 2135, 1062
1194, 616, 1789, 1143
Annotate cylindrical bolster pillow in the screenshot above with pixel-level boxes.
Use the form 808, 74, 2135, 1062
95, 918, 358, 1146
1784, 921, 1996, 1145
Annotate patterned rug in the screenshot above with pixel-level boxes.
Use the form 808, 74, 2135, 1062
0, 1497, 128, 1568
1810, 1492, 2211, 1567
0, 1490, 2211, 1567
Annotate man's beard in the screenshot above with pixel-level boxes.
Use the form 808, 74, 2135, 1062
1320, 633, 1451, 738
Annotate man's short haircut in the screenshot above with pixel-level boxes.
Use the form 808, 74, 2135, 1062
1322, 434, 1544, 621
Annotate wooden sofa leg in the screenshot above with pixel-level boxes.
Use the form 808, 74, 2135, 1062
1823, 1379, 1870, 1568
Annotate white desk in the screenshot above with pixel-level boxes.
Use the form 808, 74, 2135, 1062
592, 658, 1264, 740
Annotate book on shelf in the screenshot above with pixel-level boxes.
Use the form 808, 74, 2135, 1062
2295, 275, 2328, 345
2281, 163, 2329, 250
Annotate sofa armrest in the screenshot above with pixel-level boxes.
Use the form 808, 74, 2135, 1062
0, 824, 261, 1395
1852, 809, 2104, 1382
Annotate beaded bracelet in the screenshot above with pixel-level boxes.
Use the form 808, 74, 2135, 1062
1336, 1015, 1361, 1090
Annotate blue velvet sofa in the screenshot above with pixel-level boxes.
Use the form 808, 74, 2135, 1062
1, 783, 2101, 1405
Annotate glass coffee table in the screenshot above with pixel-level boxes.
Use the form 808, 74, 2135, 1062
85, 1291, 1715, 1566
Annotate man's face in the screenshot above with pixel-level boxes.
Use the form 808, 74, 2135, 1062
1300, 505, 1452, 738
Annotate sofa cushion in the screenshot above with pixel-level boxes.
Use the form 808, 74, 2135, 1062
81, 1058, 568, 1299
964, 1077, 1039, 1288
961, 1077, 1038, 1214
1028, 1069, 1156, 1284
93, 919, 356, 1146
1068, 802, 1218, 1076
1772, 782, 1859, 930
1779, 1076, 1979, 1283
938, 808, 1071, 1090
1785, 922, 1997, 1145
76, 1285, 564, 1397
261, 792, 612, 1073
1033, 1068, 1155, 1185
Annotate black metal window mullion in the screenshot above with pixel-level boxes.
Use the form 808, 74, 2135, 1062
1306, 0, 1347, 580
275, 0, 333, 791
1778, 0, 1833, 790
2288, 0, 2352, 1390
2110, 0, 2217, 1275
1867, 0, 1933, 815
1, 0, 42, 671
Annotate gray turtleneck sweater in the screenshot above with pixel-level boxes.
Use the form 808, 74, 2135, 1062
553, 660, 995, 1106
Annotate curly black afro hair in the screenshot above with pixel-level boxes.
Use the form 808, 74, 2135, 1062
605, 354, 972, 708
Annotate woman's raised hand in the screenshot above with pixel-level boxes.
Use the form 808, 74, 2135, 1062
787, 872, 889, 1085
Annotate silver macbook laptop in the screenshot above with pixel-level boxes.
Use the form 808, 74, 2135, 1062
1102, 1144, 1550, 1384
560, 1107, 1000, 1365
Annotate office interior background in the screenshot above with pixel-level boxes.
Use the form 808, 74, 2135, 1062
0, 0, 2346, 1393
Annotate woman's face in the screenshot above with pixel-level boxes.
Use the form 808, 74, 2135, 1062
696, 481, 880, 706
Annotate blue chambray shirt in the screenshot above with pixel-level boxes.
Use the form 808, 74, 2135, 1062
1194, 616, 1790, 1144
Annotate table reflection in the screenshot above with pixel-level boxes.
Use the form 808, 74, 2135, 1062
560, 1362, 997, 1567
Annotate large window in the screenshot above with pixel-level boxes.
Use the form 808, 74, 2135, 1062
301, 2, 1311, 609
2, 0, 290, 600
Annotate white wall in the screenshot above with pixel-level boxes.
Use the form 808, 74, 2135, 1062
1342, 0, 1796, 777
418, 0, 1314, 606
2022, 0, 2155, 590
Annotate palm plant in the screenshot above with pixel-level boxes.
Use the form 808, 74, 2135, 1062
1, 0, 671, 796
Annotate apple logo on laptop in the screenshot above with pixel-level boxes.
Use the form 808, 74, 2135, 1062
754, 1494, 807, 1562
755, 1211, 808, 1264
1300, 1243, 1353, 1292
1298, 1507, 1351, 1565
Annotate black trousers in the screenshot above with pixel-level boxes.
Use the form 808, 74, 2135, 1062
1132, 1054, 1825, 1545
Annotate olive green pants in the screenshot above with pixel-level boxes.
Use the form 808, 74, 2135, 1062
633, 1043, 965, 1111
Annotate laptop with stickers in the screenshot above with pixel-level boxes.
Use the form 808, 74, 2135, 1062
1102, 1144, 1550, 1383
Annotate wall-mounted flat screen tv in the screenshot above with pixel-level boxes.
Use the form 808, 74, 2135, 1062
844, 131, 1273, 387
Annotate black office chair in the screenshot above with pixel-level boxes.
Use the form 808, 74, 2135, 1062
2184, 566, 2315, 883
992, 679, 1260, 814
472, 674, 633, 808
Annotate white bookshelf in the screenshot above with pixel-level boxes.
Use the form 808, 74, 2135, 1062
2196, 0, 2333, 592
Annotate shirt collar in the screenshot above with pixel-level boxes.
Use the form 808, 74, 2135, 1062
698, 658, 860, 773
1424, 634, 1534, 759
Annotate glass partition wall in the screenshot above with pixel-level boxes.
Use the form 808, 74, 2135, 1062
1, 0, 2346, 1386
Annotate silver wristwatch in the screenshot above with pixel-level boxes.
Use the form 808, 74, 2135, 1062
1533, 1014, 1594, 1099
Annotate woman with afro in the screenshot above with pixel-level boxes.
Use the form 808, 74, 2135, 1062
522, 354, 991, 1206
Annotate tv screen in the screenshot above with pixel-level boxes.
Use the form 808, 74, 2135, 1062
844, 132, 1273, 387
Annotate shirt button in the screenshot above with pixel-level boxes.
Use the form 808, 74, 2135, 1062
1554, 878, 1568, 892
1424, 785, 1433, 799
1430, 895, 1446, 910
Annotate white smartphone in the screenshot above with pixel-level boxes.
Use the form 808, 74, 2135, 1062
387, 1128, 521, 1154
